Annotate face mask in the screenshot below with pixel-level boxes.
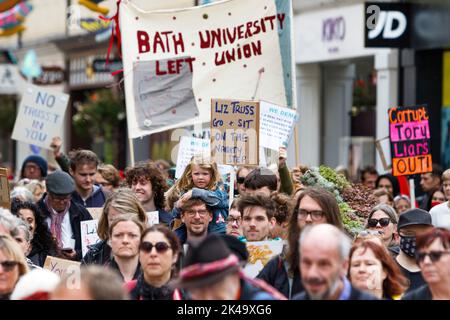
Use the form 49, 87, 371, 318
400, 235, 416, 258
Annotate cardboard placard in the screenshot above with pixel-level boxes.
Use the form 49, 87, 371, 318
388, 105, 432, 176
0, 168, 10, 209
0, 168, 10, 210
243, 240, 284, 278
43, 256, 81, 278
146, 211, 159, 226
211, 99, 259, 165
259, 101, 299, 151
86, 207, 103, 220
81, 220, 100, 257
11, 85, 69, 149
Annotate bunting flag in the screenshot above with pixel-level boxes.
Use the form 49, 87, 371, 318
0, 1, 32, 30
0, 23, 24, 36
119, 0, 296, 138
78, 0, 109, 15
0, 0, 20, 13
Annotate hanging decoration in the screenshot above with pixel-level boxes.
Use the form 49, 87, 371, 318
0, 1, 32, 29
0, 0, 21, 13
78, 0, 109, 15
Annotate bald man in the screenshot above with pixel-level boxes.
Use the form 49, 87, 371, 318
292, 224, 377, 300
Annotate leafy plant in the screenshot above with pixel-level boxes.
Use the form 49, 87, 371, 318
72, 90, 125, 164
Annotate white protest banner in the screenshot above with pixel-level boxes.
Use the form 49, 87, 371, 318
119, 0, 296, 138
11, 85, 69, 149
81, 219, 100, 257
43, 256, 81, 278
175, 136, 210, 179
146, 211, 159, 226
259, 100, 299, 151
243, 240, 284, 278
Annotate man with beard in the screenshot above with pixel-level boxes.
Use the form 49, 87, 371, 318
125, 162, 172, 227
292, 224, 377, 300
178, 198, 213, 245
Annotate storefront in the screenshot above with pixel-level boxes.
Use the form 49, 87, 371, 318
294, 2, 398, 179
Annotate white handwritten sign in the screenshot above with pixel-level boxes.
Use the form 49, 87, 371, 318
175, 136, 210, 179
43, 256, 81, 278
243, 240, 284, 278
11, 85, 69, 149
146, 211, 159, 226
81, 219, 100, 257
259, 101, 299, 151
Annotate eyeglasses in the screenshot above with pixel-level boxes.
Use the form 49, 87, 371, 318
0, 260, 19, 272
367, 218, 391, 228
139, 241, 171, 254
184, 209, 210, 217
236, 177, 245, 184
416, 251, 450, 264
297, 209, 324, 221
226, 216, 241, 225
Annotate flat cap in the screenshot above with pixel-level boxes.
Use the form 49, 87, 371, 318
45, 170, 75, 196
397, 208, 433, 231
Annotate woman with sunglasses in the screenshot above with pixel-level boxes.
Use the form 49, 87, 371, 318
349, 239, 408, 300
127, 225, 186, 300
0, 234, 29, 300
366, 204, 399, 255
403, 228, 450, 300
108, 215, 144, 282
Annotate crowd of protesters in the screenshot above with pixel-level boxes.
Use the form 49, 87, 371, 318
1, 138, 450, 301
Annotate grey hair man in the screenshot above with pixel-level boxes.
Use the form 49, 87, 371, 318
292, 224, 377, 300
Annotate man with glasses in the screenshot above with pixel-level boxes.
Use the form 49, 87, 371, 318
395, 208, 433, 293
37, 170, 92, 261
403, 227, 450, 300
226, 200, 242, 238
178, 198, 213, 245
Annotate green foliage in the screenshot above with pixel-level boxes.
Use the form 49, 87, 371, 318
318, 165, 350, 190
0, 96, 17, 135
72, 90, 125, 164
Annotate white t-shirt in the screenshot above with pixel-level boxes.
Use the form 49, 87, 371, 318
429, 201, 450, 230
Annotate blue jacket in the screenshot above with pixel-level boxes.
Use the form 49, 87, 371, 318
172, 187, 229, 235
72, 184, 107, 208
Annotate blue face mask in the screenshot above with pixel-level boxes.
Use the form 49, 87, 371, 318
400, 235, 416, 258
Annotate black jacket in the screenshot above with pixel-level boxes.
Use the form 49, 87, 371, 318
81, 240, 111, 266
291, 283, 378, 300
38, 194, 93, 261
256, 255, 303, 299
108, 258, 141, 282
402, 284, 433, 300
128, 274, 189, 300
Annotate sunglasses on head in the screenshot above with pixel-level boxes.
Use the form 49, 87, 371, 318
367, 217, 391, 228
139, 241, 171, 254
416, 251, 450, 264
0, 260, 19, 272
